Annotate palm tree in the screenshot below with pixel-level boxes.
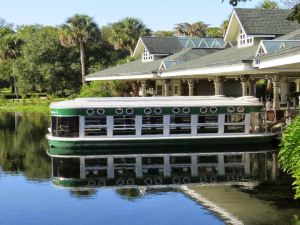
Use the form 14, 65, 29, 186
0, 34, 22, 98
108, 17, 151, 56
59, 14, 100, 85
174, 22, 208, 37
258, 0, 279, 9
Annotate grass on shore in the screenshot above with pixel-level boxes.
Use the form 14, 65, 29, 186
0, 97, 66, 113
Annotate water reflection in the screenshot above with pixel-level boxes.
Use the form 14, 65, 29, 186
50, 149, 278, 189
0, 112, 50, 179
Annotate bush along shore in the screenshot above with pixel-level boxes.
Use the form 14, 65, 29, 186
0, 96, 65, 113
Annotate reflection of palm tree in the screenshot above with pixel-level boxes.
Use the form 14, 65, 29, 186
59, 14, 100, 85
116, 188, 143, 200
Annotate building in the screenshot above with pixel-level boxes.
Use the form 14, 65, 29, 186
85, 8, 300, 111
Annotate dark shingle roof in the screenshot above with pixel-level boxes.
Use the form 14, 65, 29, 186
86, 48, 222, 79
166, 45, 258, 71
275, 28, 300, 40
235, 8, 300, 36
141, 36, 182, 55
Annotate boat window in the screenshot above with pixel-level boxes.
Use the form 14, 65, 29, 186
85, 158, 107, 178
170, 115, 191, 134
198, 155, 218, 163
114, 157, 136, 177
170, 156, 191, 164
250, 112, 265, 134
224, 155, 243, 163
224, 113, 245, 133
198, 166, 218, 177
142, 115, 164, 135
85, 158, 108, 178
225, 114, 245, 123
51, 116, 79, 137
142, 157, 164, 165
85, 116, 107, 136
53, 157, 80, 178
113, 116, 135, 135
197, 115, 218, 134
225, 167, 245, 176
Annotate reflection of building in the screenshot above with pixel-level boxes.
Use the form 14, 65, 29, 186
51, 150, 277, 187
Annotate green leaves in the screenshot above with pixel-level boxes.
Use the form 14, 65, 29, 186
279, 116, 300, 198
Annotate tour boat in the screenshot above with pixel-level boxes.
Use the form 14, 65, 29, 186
47, 96, 277, 155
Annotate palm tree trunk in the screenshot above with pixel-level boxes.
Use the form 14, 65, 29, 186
80, 42, 86, 85
12, 67, 19, 100
129, 46, 134, 57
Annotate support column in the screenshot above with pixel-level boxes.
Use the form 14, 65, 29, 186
135, 156, 143, 178
162, 79, 171, 96
107, 156, 114, 179
296, 79, 300, 92
212, 76, 225, 96
187, 79, 194, 96
141, 80, 147, 97
244, 153, 250, 176
80, 157, 86, 179
248, 79, 256, 97
240, 75, 250, 96
280, 77, 288, 105
191, 155, 198, 177
273, 76, 280, 110
163, 155, 171, 177
217, 154, 225, 176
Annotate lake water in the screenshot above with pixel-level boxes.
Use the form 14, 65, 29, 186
0, 112, 299, 225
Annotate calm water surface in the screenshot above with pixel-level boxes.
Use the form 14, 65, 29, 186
0, 112, 299, 225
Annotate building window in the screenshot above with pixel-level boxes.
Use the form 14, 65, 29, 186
85, 116, 107, 136
142, 115, 164, 135
113, 116, 135, 135
170, 115, 191, 134
239, 28, 253, 47
173, 84, 180, 96
142, 48, 154, 62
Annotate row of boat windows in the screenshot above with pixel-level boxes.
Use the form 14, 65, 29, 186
53, 154, 246, 179
51, 114, 246, 137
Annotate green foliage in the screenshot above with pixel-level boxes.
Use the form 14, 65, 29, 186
103, 17, 151, 55
279, 116, 300, 198
174, 22, 209, 37
206, 27, 223, 38
79, 80, 132, 97
153, 30, 174, 36
288, 3, 300, 23
258, 0, 280, 9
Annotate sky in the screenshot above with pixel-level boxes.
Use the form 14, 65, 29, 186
0, 0, 265, 31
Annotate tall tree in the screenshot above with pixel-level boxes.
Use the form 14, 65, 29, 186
105, 17, 151, 56
59, 14, 100, 85
174, 22, 208, 37
0, 33, 22, 98
206, 27, 223, 37
258, 0, 280, 9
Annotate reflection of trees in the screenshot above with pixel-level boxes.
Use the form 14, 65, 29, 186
0, 112, 50, 180
115, 188, 143, 200
69, 189, 97, 198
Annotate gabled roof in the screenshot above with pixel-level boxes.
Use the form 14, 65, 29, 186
275, 28, 300, 40
85, 48, 222, 80
256, 40, 300, 57
164, 44, 258, 72
133, 36, 225, 57
140, 36, 182, 55
234, 8, 300, 36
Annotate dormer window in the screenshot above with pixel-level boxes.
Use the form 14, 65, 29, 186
238, 28, 253, 48
142, 48, 154, 62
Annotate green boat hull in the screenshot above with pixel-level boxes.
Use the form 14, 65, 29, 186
48, 134, 277, 155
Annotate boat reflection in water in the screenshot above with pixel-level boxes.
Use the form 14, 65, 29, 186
50, 146, 278, 188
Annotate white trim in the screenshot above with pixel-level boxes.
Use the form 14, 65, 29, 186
161, 63, 254, 77
79, 116, 85, 138
163, 115, 170, 136
132, 38, 143, 57
224, 10, 247, 42
259, 51, 300, 69
85, 74, 156, 81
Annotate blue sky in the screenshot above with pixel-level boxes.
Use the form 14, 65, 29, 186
1, 0, 264, 30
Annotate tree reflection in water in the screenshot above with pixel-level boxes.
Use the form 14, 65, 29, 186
0, 112, 50, 180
